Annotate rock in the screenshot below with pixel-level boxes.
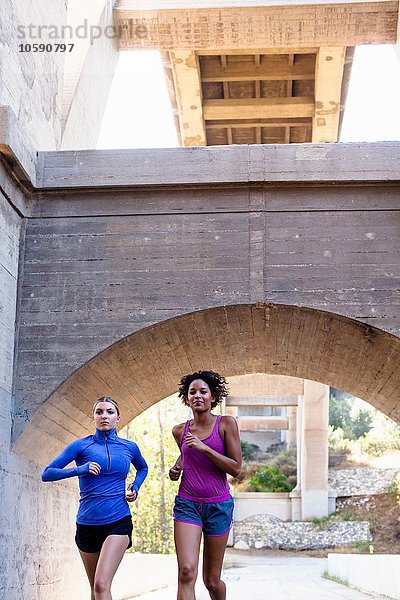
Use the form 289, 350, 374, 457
329, 468, 400, 497
234, 540, 250, 550
234, 515, 372, 550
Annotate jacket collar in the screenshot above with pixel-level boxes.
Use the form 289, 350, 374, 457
93, 428, 118, 443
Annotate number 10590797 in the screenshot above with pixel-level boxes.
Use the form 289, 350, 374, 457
19, 43, 74, 52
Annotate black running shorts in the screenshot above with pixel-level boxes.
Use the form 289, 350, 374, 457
75, 515, 133, 553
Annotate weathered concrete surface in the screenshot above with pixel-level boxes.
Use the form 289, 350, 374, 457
12, 162, 400, 458
131, 552, 390, 600
37, 141, 400, 188
61, 0, 119, 150
328, 553, 400, 599
112, 554, 177, 599
0, 0, 66, 150
300, 381, 329, 519
0, 181, 86, 600
113, 0, 399, 50
0, 106, 38, 186
0, 2, 119, 152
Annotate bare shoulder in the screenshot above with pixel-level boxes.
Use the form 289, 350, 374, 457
220, 415, 239, 432
172, 422, 186, 444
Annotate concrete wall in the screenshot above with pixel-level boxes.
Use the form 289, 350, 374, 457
0, 1, 120, 151
0, 179, 86, 599
0, 0, 67, 150
112, 554, 176, 599
240, 430, 281, 451
14, 181, 400, 441
234, 492, 293, 522
328, 553, 400, 599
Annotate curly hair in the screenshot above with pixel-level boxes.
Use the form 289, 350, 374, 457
178, 370, 229, 409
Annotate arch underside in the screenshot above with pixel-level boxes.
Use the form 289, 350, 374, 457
14, 303, 400, 464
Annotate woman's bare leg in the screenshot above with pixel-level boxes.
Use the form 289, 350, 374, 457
79, 550, 100, 600
174, 521, 202, 600
92, 534, 129, 600
202, 532, 229, 600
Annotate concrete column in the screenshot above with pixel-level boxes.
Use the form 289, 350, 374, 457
286, 405, 297, 449
300, 380, 329, 519
289, 396, 303, 521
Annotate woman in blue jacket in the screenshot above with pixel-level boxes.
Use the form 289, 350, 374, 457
42, 396, 148, 600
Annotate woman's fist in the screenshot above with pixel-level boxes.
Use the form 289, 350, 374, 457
88, 462, 101, 475
169, 464, 182, 481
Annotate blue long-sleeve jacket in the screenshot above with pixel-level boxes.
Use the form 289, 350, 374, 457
41, 428, 148, 525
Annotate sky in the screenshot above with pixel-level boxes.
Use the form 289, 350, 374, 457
97, 45, 400, 149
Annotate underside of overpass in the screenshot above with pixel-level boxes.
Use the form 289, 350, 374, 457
113, 0, 398, 146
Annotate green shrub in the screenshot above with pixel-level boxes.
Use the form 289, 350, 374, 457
249, 464, 293, 492
266, 448, 297, 488
328, 426, 352, 452
359, 427, 400, 457
240, 440, 259, 461
329, 391, 373, 440
384, 474, 400, 499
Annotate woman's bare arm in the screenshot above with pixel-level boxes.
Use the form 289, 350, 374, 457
169, 423, 185, 481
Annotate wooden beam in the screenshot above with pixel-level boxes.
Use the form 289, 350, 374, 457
200, 55, 315, 82
237, 416, 289, 431
197, 48, 319, 56
312, 46, 346, 142
287, 54, 295, 97
170, 50, 207, 146
113, 1, 398, 50
227, 396, 299, 406
205, 121, 310, 129
203, 97, 314, 120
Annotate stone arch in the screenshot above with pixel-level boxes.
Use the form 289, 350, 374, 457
13, 303, 400, 464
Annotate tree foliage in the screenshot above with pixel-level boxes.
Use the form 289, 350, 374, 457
329, 388, 373, 440
248, 464, 293, 492
121, 397, 190, 554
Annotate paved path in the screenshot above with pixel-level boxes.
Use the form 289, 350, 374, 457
130, 551, 386, 600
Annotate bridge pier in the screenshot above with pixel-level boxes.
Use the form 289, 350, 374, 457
299, 380, 330, 520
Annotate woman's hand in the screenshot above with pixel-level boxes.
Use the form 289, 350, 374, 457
185, 432, 207, 452
126, 484, 138, 502
88, 461, 101, 475
169, 463, 182, 481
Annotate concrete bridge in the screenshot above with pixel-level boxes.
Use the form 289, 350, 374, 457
1, 110, 400, 598
11, 137, 400, 461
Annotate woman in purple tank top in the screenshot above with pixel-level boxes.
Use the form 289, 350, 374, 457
169, 370, 242, 600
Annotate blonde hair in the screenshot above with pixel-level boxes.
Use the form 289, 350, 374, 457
93, 396, 120, 416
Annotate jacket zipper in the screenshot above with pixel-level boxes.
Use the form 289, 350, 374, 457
105, 432, 111, 471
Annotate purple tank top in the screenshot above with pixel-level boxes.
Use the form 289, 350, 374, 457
178, 415, 231, 503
